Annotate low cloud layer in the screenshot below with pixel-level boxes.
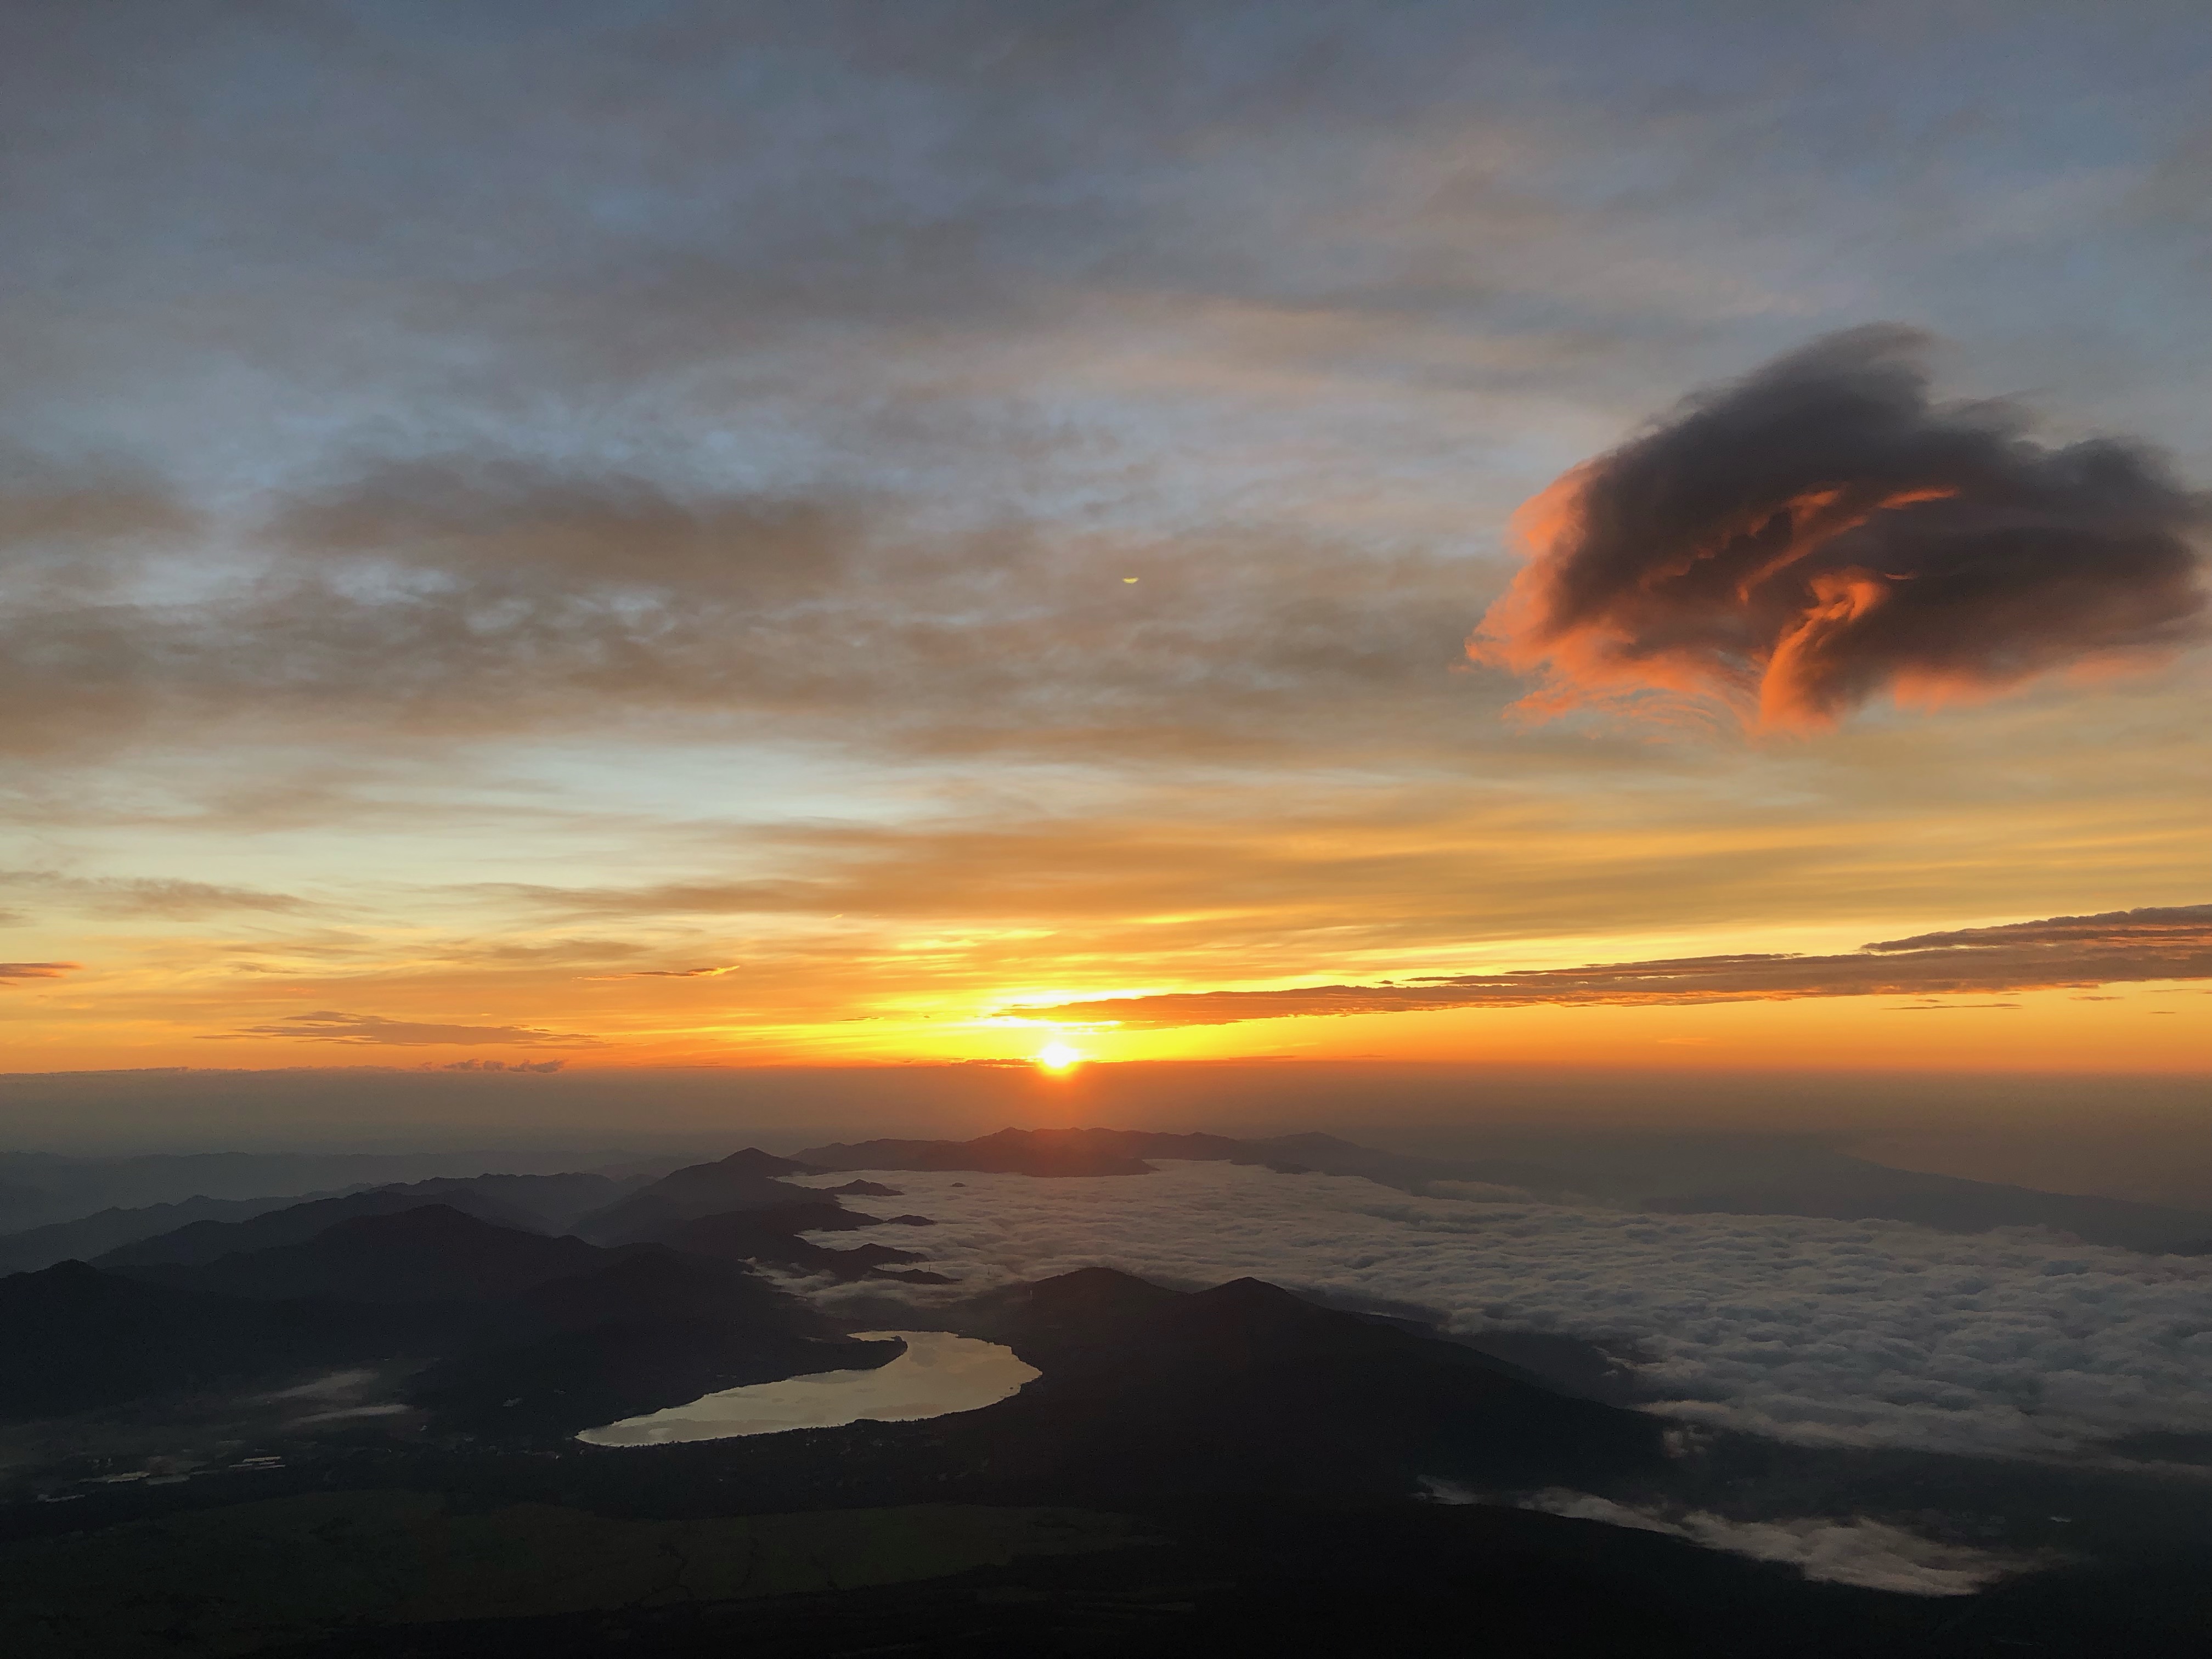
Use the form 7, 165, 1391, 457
814, 1163, 2212, 1460
1023, 904, 2211, 1027
221, 1011, 603, 1048
1471, 326, 2208, 731
1505, 1490, 2038, 1596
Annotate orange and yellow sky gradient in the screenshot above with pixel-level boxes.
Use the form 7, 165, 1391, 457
0, 5, 2205, 1126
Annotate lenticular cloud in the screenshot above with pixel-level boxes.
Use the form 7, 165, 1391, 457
810, 1163, 2212, 1460
1470, 325, 2207, 730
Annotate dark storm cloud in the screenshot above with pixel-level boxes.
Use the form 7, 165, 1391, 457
1472, 327, 2209, 729
1020, 904, 2212, 1026
222, 1011, 604, 1048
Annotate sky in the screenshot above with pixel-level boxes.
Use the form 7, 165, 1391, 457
1, 1, 2206, 1102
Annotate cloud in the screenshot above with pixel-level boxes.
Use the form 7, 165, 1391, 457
0, 961, 77, 985
597, 965, 740, 979
1020, 904, 2212, 1027
1470, 326, 2209, 731
220, 1010, 604, 1048
0, 457, 1479, 765
812, 1162, 2212, 1459
432, 1057, 566, 1072
1504, 1491, 2040, 1595
0, 870, 309, 920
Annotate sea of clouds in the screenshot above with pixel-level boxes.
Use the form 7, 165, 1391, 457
798, 1162, 2212, 1461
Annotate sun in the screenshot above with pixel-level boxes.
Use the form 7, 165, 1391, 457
1034, 1040, 1084, 1071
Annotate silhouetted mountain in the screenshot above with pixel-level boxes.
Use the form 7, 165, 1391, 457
938, 1266, 1666, 1497
822, 1178, 903, 1197
377, 1172, 637, 1233
586, 1195, 941, 1283
656, 1207, 924, 1278
0, 1149, 684, 1232
952, 1262, 1184, 1363
5, 1206, 896, 1434
0, 1193, 328, 1274
568, 1149, 826, 1244
0, 1174, 640, 1277
0, 1261, 400, 1418
408, 1245, 896, 1435
95, 1184, 551, 1269
117, 1206, 605, 1304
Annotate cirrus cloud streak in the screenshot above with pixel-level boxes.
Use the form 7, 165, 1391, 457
218, 1010, 605, 1048
1019, 905, 2211, 1028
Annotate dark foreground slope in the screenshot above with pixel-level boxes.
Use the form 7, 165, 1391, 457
5, 1260, 2209, 1658
0, 1491, 1954, 1659
4, 1483, 2205, 1659
0, 1261, 403, 1418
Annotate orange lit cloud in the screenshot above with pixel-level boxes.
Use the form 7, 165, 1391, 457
1020, 904, 2212, 1028
1470, 326, 2208, 732
220, 1010, 606, 1047
0, 961, 78, 985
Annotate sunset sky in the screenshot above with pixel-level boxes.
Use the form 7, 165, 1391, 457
2, 2, 2206, 1091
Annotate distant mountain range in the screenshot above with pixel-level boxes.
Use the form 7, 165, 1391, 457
0, 1171, 648, 1275
797, 1126, 2212, 1252
1, 1153, 926, 1433
0, 1148, 690, 1234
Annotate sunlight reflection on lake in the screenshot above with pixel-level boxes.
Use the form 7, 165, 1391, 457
575, 1331, 1038, 1447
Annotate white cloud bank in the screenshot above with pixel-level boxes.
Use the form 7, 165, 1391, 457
800, 1163, 2212, 1459
1506, 1489, 2040, 1595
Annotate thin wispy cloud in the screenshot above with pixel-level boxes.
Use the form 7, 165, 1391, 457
0, 961, 78, 986
220, 1011, 605, 1048
1021, 905, 2212, 1028
1, 871, 311, 920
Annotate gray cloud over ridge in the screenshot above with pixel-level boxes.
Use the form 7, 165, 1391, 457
1471, 326, 2209, 731
811, 1163, 2212, 1460
221, 1011, 604, 1048
1023, 904, 2212, 1027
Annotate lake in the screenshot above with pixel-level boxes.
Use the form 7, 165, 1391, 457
575, 1331, 1039, 1447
